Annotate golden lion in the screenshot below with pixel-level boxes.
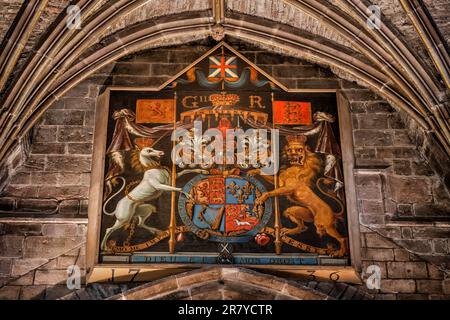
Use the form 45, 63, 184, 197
248, 135, 348, 257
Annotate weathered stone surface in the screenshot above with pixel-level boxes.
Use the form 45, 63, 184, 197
380, 280, 416, 293
114, 62, 151, 76
45, 156, 91, 172
34, 270, 68, 285
416, 280, 443, 294
354, 130, 393, 147
0, 286, 20, 300
362, 248, 394, 261
12, 258, 49, 276
0, 258, 12, 275
10, 272, 34, 286
23, 237, 85, 259
0, 236, 24, 258
42, 224, 79, 237
44, 110, 85, 126
67, 143, 93, 155
20, 285, 46, 300
3, 224, 42, 236
365, 233, 397, 249
355, 175, 383, 200
57, 127, 93, 143
388, 176, 433, 203
31, 143, 66, 155
387, 262, 428, 279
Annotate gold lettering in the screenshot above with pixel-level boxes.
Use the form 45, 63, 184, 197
249, 95, 265, 109
182, 96, 199, 108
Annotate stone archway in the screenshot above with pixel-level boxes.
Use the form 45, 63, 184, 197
99, 267, 373, 300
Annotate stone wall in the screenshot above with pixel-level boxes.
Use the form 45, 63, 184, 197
0, 40, 449, 300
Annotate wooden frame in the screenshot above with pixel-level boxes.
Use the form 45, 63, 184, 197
86, 43, 362, 284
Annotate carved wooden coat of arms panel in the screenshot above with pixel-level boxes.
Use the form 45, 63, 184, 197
87, 42, 360, 283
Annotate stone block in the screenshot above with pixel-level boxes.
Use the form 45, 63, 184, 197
63, 98, 95, 110
355, 175, 383, 200
376, 147, 417, 159
343, 90, 380, 102
393, 160, 412, 175
366, 102, 395, 113
354, 130, 393, 147
3, 223, 43, 236
23, 236, 85, 259
10, 272, 34, 286
135, 50, 168, 63
0, 258, 12, 275
58, 200, 80, 214
360, 214, 385, 225
0, 235, 24, 258
31, 143, 66, 155
10, 172, 31, 184
412, 227, 450, 239
273, 65, 320, 78
16, 199, 58, 213
45, 156, 91, 172
83, 109, 96, 128
37, 186, 89, 199
20, 285, 46, 300
43, 110, 84, 125
0, 286, 20, 300
432, 239, 448, 254
416, 280, 443, 294
360, 200, 384, 215
393, 249, 411, 262
30, 172, 58, 185
362, 248, 394, 261
413, 204, 449, 218
396, 239, 433, 254
365, 233, 397, 248
151, 63, 186, 77
443, 279, 450, 295
394, 130, 414, 146
177, 268, 220, 288
42, 224, 79, 237
114, 62, 151, 76
0, 198, 15, 211
67, 142, 92, 155
427, 264, 445, 280
387, 262, 428, 279
57, 126, 93, 143
44, 285, 74, 300
57, 173, 83, 185
388, 176, 432, 203
358, 114, 389, 129
380, 280, 416, 293
33, 126, 57, 143
34, 270, 68, 285
12, 258, 49, 276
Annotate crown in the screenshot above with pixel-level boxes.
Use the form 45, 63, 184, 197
210, 92, 240, 107
286, 135, 307, 145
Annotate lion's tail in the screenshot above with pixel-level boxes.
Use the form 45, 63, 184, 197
102, 176, 126, 216
316, 178, 345, 221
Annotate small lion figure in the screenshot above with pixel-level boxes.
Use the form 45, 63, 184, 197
249, 135, 347, 257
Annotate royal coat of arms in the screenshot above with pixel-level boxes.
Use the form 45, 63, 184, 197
95, 43, 351, 272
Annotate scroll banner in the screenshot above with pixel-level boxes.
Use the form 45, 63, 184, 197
136, 99, 175, 124
273, 101, 312, 125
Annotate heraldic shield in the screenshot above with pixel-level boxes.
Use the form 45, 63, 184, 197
179, 174, 273, 243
